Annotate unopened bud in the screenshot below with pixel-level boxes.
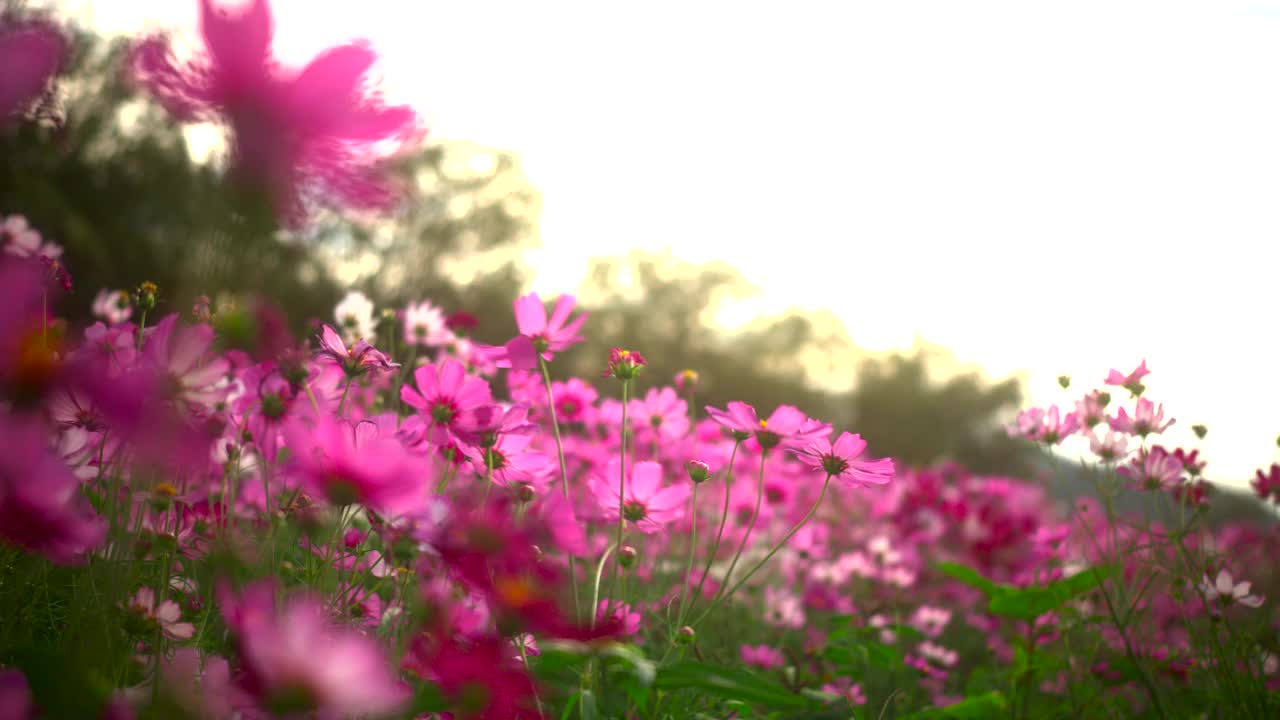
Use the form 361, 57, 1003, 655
619, 545, 638, 569
675, 369, 699, 393
515, 482, 537, 504
192, 295, 212, 322
1057, 375, 1071, 390
1097, 391, 1112, 408
134, 281, 159, 312
675, 626, 696, 645
686, 459, 711, 484
1192, 424, 1208, 440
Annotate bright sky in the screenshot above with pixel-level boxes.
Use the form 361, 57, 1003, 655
52, 0, 1280, 485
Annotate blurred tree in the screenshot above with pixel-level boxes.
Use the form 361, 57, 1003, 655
846, 350, 1029, 474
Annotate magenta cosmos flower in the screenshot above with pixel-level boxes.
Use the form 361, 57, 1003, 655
221, 582, 409, 717
315, 324, 398, 378
588, 460, 689, 534
705, 401, 830, 451
1105, 359, 1150, 394
285, 414, 425, 515
0, 414, 105, 563
144, 314, 232, 411
484, 292, 587, 370
401, 358, 497, 446
130, 0, 421, 225
0, 17, 66, 121
792, 432, 894, 487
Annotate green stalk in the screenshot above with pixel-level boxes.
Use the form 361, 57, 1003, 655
537, 355, 581, 620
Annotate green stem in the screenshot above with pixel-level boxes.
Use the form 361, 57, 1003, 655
606, 379, 631, 616
589, 544, 617, 630
693, 473, 832, 628
712, 450, 768, 604
674, 481, 700, 630
537, 355, 581, 620
688, 441, 741, 613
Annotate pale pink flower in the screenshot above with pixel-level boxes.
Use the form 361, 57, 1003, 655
706, 401, 830, 451
1199, 569, 1264, 609
1, 214, 60, 259
763, 587, 805, 629
128, 587, 196, 640
91, 289, 133, 325
1110, 398, 1174, 437
1088, 430, 1131, 463
740, 644, 786, 670
1117, 446, 1184, 491
403, 299, 453, 348
482, 292, 587, 370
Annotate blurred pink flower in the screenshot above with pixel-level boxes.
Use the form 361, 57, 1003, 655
1117, 446, 1183, 491
0, 18, 65, 121
482, 293, 587, 370
130, 0, 421, 225
220, 582, 409, 717
127, 587, 195, 640
1109, 398, 1174, 437
285, 414, 425, 514
1105, 359, 1150, 394
1199, 569, 1264, 609
314, 324, 398, 378
588, 459, 689, 534
792, 431, 894, 487
706, 401, 830, 451
143, 314, 231, 410
740, 644, 786, 670
596, 600, 641, 636
91, 290, 133, 325
0, 414, 105, 563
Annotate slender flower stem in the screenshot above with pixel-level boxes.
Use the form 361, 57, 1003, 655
693, 473, 832, 628
674, 481, 700, 630
689, 441, 741, 612
336, 376, 353, 415
537, 355, 581, 620
712, 450, 768, 604
606, 379, 631, 616
589, 544, 617, 630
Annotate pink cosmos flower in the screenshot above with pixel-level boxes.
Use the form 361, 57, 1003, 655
1199, 569, 1264, 609
910, 606, 952, 638
285, 415, 425, 514
763, 587, 805, 629
143, 314, 231, 410
91, 290, 133, 325
629, 386, 690, 443
400, 359, 497, 446
463, 432, 553, 489
596, 600, 641, 636
483, 292, 587, 370
821, 680, 867, 707
1074, 390, 1110, 428
0, 669, 33, 720
706, 401, 831, 451
1088, 430, 1130, 463
130, 0, 421, 226
1117, 446, 1184, 491
1251, 463, 1280, 503
550, 377, 598, 424
1105, 360, 1150, 394
314, 324, 398, 378
740, 644, 786, 670
220, 583, 409, 717
402, 299, 453, 348
2, 214, 61, 260
0, 414, 105, 563
127, 587, 195, 640
792, 432, 894, 487
1109, 398, 1174, 437
0, 18, 66, 121
588, 460, 690, 534
1011, 406, 1079, 445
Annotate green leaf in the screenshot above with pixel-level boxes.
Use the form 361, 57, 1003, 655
935, 562, 1000, 596
986, 566, 1114, 620
656, 661, 811, 708
904, 691, 1008, 719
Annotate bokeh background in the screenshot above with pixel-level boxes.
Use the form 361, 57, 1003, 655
6, 0, 1279, 507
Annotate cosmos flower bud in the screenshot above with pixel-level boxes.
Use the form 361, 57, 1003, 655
676, 626, 696, 645
1192, 424, 1208, 440
619, 545, 639, 569
606, 347, 647, 381
515, 482, 537, 504
686, 460, 711, 484
192, 295, 212, 322
1057, 375, 1071, 389
675, 369, 699, 393
134, 281, 159, 312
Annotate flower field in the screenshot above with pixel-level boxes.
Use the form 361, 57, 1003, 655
2, 1, 1279, 718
